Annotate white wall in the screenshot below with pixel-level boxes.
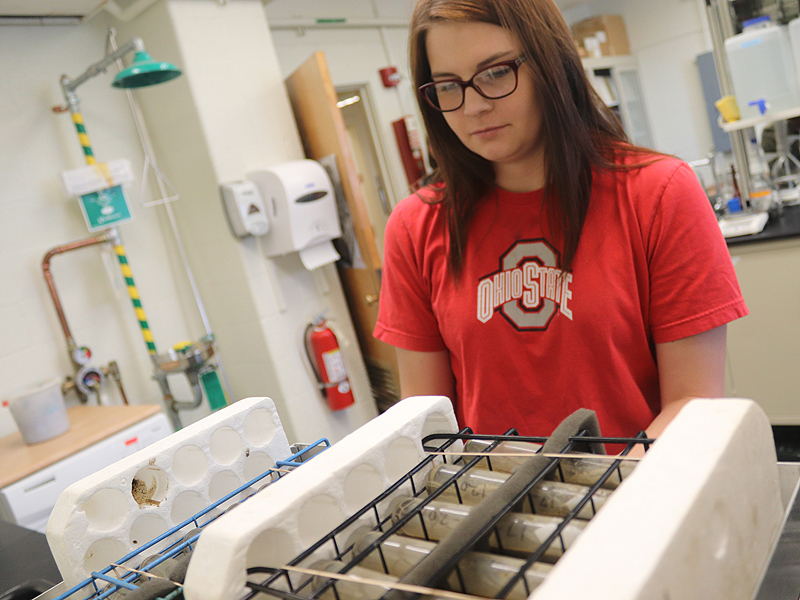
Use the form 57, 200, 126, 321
267, 0, 716, 178
266, 0, 422, 206
0, 14, 198, 437
564, 0, 715, 161
0, 0, 378, 445
118, 0, 378, 443
619, 0, 714, 161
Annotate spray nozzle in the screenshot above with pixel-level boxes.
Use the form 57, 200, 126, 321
311, 309, 331, 327
749, 99, 768, 115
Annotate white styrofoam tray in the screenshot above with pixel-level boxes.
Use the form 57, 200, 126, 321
46, 397, 292, 588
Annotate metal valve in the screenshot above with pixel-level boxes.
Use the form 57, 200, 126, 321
76, 365, 106, 397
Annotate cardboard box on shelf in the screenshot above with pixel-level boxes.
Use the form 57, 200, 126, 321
572, 15, 630, 57
574, 39, 589, 58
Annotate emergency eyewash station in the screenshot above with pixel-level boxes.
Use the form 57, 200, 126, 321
44, 32, 229, 432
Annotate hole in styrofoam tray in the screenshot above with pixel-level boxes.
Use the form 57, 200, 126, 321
84, 538, 127, 575
209, 470, 243, 509
132, 465, 169, 507
385, 437, 421, 482
343, 464, 384, 513
243, 408, 277, 446
247, 528, 295, 571
130, 514, 169, 548
298, 494, 344, 546
172, 445, 208, 485
171, 491, 207, 525
243, 451, 275, 482
82, 488, 129, 532
210, 427, 243, 464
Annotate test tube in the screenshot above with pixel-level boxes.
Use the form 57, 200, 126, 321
310, 560, 398, 600
311, 559, 465, 600
180, 527, 203, 555
351, 530, 552, 600
463, 439, 634, 489
554, 454, 634, 489
391, 496, 586, 562
427, 463, 612, 519
140, 553, 182, 580
463, 439, 542, 473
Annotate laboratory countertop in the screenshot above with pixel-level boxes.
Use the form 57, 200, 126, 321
727, 203, 800, 246
0, 404, 162, 489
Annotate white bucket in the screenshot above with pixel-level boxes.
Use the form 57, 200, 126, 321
7, 378, 70, 444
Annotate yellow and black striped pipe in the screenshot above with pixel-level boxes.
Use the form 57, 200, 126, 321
114, 243, 157, 355
71, 112, 97, 166
69, 110, 158, 355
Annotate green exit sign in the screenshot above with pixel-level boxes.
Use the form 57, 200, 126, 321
78, 185, 133, 232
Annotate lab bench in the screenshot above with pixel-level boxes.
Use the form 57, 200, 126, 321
0, 404, 171, 532
727, 203, 800, 246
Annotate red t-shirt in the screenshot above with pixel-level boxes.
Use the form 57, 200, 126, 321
374, 156, 748, 438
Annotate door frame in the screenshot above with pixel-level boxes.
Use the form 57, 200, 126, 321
336, 83, 402, 212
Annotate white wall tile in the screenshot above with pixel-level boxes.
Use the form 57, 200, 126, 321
0, 13, 199, 424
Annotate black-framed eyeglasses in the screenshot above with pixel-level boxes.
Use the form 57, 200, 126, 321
419, 55, 527, 113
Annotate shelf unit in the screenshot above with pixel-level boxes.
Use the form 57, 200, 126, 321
583, 56, 653, 148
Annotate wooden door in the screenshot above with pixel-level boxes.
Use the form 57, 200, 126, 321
286, 52, 400, 412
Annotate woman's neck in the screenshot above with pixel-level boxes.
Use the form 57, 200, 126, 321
493, 151, 547, 193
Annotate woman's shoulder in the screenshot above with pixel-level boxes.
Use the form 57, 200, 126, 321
602, 150, 711, 227
612, 150, 690, 183
390, 185, 446, 226
385, 186, 448, 255
596, 151, 699, 207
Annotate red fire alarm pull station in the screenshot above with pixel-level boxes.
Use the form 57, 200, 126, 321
379, 66, 401, 87
393, 116, 427, 187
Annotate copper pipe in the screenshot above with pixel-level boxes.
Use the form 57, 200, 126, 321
42, 231, 110, 364
104, 361, 130, 405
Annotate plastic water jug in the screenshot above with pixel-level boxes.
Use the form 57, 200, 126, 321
725, 18, 800, 119
788, 18, 800, 82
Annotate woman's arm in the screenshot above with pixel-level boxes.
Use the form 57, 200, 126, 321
648, 324, 728, 439
396, 347, 456, 400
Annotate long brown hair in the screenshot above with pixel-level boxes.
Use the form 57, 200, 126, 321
410, 0, 656, 277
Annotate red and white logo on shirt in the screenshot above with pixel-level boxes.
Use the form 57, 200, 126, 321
476, 239, 573, 329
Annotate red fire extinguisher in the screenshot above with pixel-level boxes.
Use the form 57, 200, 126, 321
304, 315, 355, 411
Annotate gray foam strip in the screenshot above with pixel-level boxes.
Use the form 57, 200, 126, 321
124, 578, 179, 600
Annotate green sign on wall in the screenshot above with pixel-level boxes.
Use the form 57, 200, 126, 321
78, 185, 133, 232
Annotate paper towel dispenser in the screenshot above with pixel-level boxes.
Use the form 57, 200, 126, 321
246, 160, 342, 260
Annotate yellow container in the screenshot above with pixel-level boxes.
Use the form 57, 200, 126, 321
715, 95, 741, 122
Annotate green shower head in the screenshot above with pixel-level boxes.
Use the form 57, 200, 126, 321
112, 50, 182, 89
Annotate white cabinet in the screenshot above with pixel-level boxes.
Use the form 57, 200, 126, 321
583, 56, 653, 148
0, 411, 171, 532
726, 237, 800, 424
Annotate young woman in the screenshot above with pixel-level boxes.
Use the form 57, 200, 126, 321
374, 0, 747, 441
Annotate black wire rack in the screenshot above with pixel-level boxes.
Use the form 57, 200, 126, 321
244, 428, 652, 600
